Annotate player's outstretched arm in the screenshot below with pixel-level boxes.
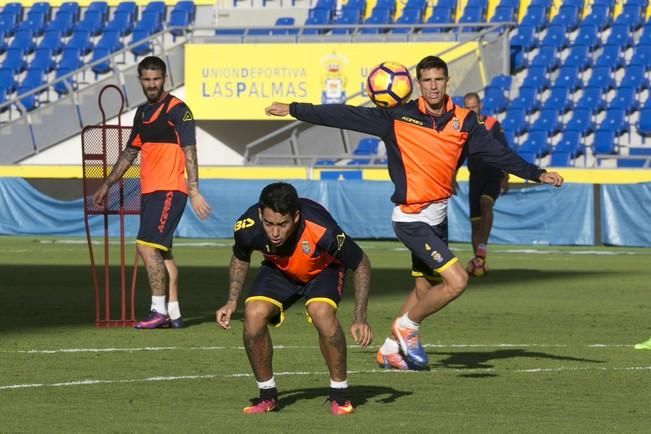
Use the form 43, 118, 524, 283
183, 145, 211, 220
92, 147, 139, 208
216, 255, 250, 330
350, 253, 373, 349
538, 171, 564, 187
265, 102, 291, 117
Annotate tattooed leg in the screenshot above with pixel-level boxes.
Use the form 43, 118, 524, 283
307, 302, 347, 381
137, 244, 167, 297
243, 300, 278, 382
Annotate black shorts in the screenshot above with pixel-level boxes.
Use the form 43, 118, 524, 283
469, 169, 504, 220
245, 262, 345, 326
137, 190, 187, 251
393, 219, 457, 279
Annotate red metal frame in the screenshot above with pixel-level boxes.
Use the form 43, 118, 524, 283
82, 84, 139, 327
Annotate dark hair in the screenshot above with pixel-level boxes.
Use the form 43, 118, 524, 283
463, 92, 481, 104
138, 56, 167, 76
258, 182, 299, 215
416, 56, 448, 80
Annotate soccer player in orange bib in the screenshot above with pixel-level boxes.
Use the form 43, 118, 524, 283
265, 56, 563, 370
93, 56, 211, 329
216, 182, 372, 415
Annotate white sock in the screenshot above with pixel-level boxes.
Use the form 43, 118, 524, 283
398, 313, 419, 331
151, 296, 167, 314
167, 301, 181, 320
257, 376, 276, 390
380, 337, 400, 355
330, 379, 348, 389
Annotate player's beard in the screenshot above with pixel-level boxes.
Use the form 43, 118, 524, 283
144, 85, 164, 103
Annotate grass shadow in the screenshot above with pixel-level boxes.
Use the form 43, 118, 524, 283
275, 385, 413, 409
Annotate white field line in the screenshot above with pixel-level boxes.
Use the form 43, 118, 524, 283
2, 365, 651, 391
1, 343, 637, 355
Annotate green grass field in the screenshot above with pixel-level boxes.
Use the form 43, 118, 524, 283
1, 236, 650, 432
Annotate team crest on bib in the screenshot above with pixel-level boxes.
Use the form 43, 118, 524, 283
452, 118, 460, 130
301, 240, 312, 254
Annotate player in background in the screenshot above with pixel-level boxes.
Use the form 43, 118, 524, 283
93, 56, 211, 329
634, 336, 651, 350
264, 55, 563, 371
463, 92, 510, 274
215, 182, 373, 415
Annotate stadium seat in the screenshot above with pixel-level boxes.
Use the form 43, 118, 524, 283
302, 7, 331, 35
143, 1, 166, 22
518, 129, 550, 156
130, 29, 153, 55
530, 108, 560, 134
555, 129, 583, 156
565, 108, 594, 135
594, 44, 623, 70
29, 47, 55, 73
605, 24, 633, 49
539, 24, 568, 50
353, 137, 380, 155
610, 86, 638, 113
517, 150, 537, 163
592, 128, 618, 154
421, 6, 454, 33
0, 67, 16, 93
116, 1, 138, 20
564, 44, 591, 71
9, 29, 35, 54
529, 45, 558, 72
96, 30, 123, 53
488, 74, 512, 90
65, 30, 93, 56
76, 10, 104, 36
521, 66, 548, 91
315, 159, 337, 165
18, 10, 47, 36
509, 25, 536, 71
360, 7, 391, 34
510, 85, 540, 113
53, 66, 76, 95
520, 5, 547, 31
59, 2, 80, 19
585, 66, 614, 91
638, 24, 651, 46
106, 10, 135, 36
501, 107, 527, 135
549, 4, 579, 30
38, 29, 63, 55
1, 48, 27, 74
540, 85, 571, 113
549, 150, 572, 166
502, 127, 517, 149
90, 47, 113, 74
630, 44, 651, 68
45, 9, 76, 36
332, 12, 359, 35
482, 86, 508, 113
271, 16, 297, 35
574, 86, 604, 114
573, 24, 600, 51
582, 4, 610, 30
613, 3, 642, 29
458, 6, 484, 32
601, 108, 627, 135
490, 5, 515, 23
391, 8, 421, 34
59, 48, 83, 71
624, 64, 649, 91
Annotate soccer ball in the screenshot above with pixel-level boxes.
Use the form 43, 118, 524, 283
466, 257, 488, 277
366, 61, 413, 108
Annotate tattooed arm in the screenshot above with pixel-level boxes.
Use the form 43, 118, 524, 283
215, 255, 250, 330
183, 145, 212, 220
92, 148, 139, 208
350, 253, 373, 348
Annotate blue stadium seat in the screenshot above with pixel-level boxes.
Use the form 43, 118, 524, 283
565, 108, 594, 135
391, 8, 421, 34
639, 23, 651, 45
422, 6, 454, 33
613, 3, 642, 29
76, 10, 104, 36
541, 85, 571, 113
550, 4, 579, 30
0, 67, 16, 93
0, 12, 19, 38
517, 151, 537, 163
490, 5, 515, 23
29, 2, 50, 16
605, 24, 634, 48
90, 47, 113, 74
59, 47, 83, 71
582, 4, 610, 30
592, 128, 618, 154
29, 47, 55, 73
332, 12, 359, 35
45, 10, 76, 36
143, 1, 166, 21
529, 45, 558, 71
594, 44, 623, 70
549, 150, 572, 166
9, 29, 35, 54
353, 137, 380, 155
374, 0, 396, 15
520, 5, 547, 31
585, 66, 614, 90
360, 7, 391, 34
510, 86, 540, 113
574, 86, 604, 114
564, 44, 591, 71
521, 66, 548, 91
404, 0, 426, 11
130, 29, 153, 55
59, 2, 80, 19
106, 11, 135, 36
1, 47, 27, 74
601, 108, 627, 135
175, 1, 195, 21
459, 6, 484, 32
501, 107, 527, 135
482, 86, 508, 113
18, 10, 48, 36
271, 16, 297, 35
510, 26, 537, 71
215, 27, 245, 36
530, 108, 560, 134
96, 30, 123, 53
630, 44, 651, 68
638, 108, 651, 135
518, 129, 550, 156
555, 129, 583, 156
502, 127, 517, 149
315, 159, 337, 166
0, 30, 6, 54
573, 24, 600, 51
623, 64, 648, 91
539, 24, 568, 50
610, 86, 638, 113
53, 66, 76, 95
116, 1, 138, 20
137, 11, 164, 34
488, 74, 512, 90
302, 7, 330, 35
66, 30, 93, 56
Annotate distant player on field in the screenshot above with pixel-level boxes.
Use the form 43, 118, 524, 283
634, 336, 651, 350
215, 182, 373, 415
264, 55, 563, 371
463, 92, 510, 274
93, 56, 211, 329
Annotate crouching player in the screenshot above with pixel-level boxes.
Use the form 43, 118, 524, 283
215, 182, 373, 415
